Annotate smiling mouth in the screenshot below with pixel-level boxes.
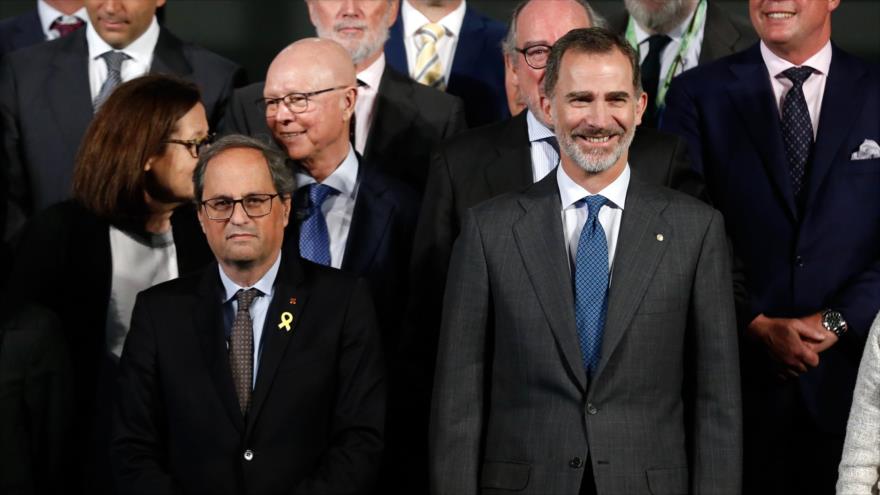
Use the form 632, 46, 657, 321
766, 12, 795, 20
279, 131, 305, 139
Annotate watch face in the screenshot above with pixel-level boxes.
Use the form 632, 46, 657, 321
824, 311, 845, 333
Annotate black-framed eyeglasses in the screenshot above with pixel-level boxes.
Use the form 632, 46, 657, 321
257, 86, 350, 116
164, 133, 215, 159
516, 44, 552, 70
200, 193, 281, 220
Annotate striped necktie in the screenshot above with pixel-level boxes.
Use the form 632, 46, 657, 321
93, 50, 130, 111
413, 22, 446, 90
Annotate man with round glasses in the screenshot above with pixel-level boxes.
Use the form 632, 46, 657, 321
113, 133, 386, 494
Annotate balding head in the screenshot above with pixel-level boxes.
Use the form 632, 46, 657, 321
263, 38, 358, 180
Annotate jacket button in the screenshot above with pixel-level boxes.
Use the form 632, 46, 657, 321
569, 456, 583, 468
795, 255, 804, 267
243, 449, 254, 461
587, 403, 598, 415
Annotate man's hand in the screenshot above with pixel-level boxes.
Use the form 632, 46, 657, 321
746, 313, 828, 376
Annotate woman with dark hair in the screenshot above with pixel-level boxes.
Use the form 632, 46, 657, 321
2, 75, 214, 493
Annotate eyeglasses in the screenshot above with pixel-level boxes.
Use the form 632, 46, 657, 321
516, 44, 552, 70
200, 193, 281, 220
164, 133, 215, 159
258, 86, 349, 116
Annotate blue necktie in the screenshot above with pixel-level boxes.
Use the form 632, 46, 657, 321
781, 66, 815, 199
574, 195, 609, 376
299, 183, 336, 266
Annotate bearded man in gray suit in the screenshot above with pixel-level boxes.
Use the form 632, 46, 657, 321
429, 28, 741, 495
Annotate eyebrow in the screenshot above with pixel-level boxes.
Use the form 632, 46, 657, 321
564, 90, 632, 99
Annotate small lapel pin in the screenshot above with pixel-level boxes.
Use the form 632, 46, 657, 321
656, 234, 664, 242
278, 311, 294, 332
289, 297, 297, 305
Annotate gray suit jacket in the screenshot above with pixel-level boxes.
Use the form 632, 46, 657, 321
429, 170, 742, 495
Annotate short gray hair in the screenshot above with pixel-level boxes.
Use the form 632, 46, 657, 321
543, 27, 642, 99
501, 0, 606, 57
193, 134, 295, 202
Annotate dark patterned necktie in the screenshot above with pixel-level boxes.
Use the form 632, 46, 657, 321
574, 195, 609, 376
49, 16, 85, 38
640, 34, 672, 127
93, 50, 130, 111
781, 66, 815, 199
299, 183, 337, 266
230, 288, 260, 416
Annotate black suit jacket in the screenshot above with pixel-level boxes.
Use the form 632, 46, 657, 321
0, 9, 46, 58
4, 200, 212, 493
112, 253, 386, 495
385, 6, 509, 127
0, 27, 245, 236
223, 65, 466, 192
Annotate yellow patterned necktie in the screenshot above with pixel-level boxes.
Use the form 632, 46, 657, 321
414, 22, 446, 90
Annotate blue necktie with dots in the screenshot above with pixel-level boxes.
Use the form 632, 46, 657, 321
781, 66, 815, 199
574, 194, 609, 376
299, 183, 336, 266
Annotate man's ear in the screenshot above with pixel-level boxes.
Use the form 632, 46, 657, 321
197, 206, 207, 235
540, 93, 554, 128
634, 90, 647, 126
281, 195, 292, 228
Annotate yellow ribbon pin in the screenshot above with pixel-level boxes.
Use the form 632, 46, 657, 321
278, 312, 293, 332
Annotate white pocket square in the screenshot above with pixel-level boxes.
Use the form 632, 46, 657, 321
852, 139, 880, 160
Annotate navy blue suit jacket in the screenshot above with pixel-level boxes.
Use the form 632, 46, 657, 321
0, 9, 46, 58
662, 43, 880, 431
385, 6, 508, 127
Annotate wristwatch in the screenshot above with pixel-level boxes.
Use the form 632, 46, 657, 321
821, 309, 848, 337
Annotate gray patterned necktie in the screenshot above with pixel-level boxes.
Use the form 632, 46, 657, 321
781, 66, 815, 199
230, 288, 260, 416
93, 50, 130, 111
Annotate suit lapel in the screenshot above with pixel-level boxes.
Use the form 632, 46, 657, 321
12, 10, 45, 49
194, 266, 245, 432
513, 174, 586, 392
341, 163, 393, 274
365, 67, 418, 163
446, 8, 484, 93
48, 31, 93, 160
483, 112, 534, 196
247, 256, 308, 436
385, 15, 409, 73
803, 46, 867, 214
149, 28, 191, 76
698, 3, 743, 64
593, 177, 670, 382
727, 46, 798, 220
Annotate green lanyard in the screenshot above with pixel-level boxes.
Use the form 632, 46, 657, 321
625, 0, 707, 110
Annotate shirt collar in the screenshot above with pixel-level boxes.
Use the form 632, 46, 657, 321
760, 40, 833, 78
401, 0, 467, 39
631, 4, 696, 44
38, 0, 88, 35
357, 53, 385, 91
218, 250, 282, 304
295, 145, 360, 200
557, 164, 630, 211
87, 15, 160, 64
526, 109, 555, 143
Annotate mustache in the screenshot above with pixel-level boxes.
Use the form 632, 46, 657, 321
571, 124, 624, 139
333, 20, 367, 31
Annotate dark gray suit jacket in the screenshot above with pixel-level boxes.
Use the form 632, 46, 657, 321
0, 26, 244, 237
429, 170, 742, 494
223, 65, 466, 192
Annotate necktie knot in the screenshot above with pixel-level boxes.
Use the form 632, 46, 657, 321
783, 66, 815, 87
100, 50, 130, 72
235, 288, 261, 312
582, 194, 608, 222
50, 16, 85, 37
306, 183, 337, 212
416, 22, 446, 46
646, 34, 672, 54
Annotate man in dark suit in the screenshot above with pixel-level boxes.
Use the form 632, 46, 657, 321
0, 0, 244, 237
0, 0, 86, 57
385, 0, 508, 127
223, 0, 465, 194
113, 134, 385, 494
430, 28, 741, 495
661, 0, 880, 492
607, 0, 756, 126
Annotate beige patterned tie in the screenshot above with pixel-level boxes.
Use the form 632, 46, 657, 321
230, 288, 260, 416
414, 22, 446, 90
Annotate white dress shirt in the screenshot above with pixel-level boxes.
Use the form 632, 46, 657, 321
86, 16, 159, 101
105, 226, 178, 359
558, 165, 631, 277
401, 0, 467, 86
219, 251, 281, 387
355, 54, 385, 155
760, 40, 832, 138
527, 110, 560, 183
37, 0, 88, 40
632, 5, 707, 82
295, 145, 360, 269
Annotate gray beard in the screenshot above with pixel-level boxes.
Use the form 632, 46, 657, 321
624, 0, 694, 35
558, 126, 635, 174
314, 12, 392, 67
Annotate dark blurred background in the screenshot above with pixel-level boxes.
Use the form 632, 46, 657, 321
1, 0, 878, 84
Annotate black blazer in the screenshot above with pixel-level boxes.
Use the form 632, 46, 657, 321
4, 200, 212, 493
0, 27, 245, 235
112, 253, 386, 495
223, 65, 466, 193
0, 9, 46, 58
